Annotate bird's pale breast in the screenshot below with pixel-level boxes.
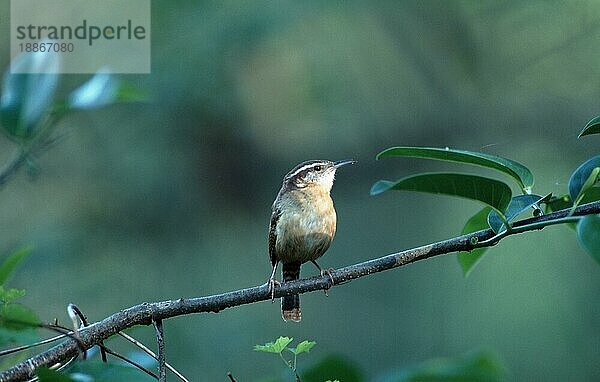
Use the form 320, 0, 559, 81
275, 188, 336, 263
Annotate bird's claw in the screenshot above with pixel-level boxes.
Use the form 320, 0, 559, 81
320, 268, 335, 297
267, 278, 280, 302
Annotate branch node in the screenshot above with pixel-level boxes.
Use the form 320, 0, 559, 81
469, 236, 479, 246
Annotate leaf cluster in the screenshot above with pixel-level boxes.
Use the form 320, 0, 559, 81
0, 51, 145, 153
255, 336, 316, 356
255, 337, 320, 381
0, 247, 40, 347
371, 126, 600, 275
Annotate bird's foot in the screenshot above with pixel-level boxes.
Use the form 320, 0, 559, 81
311, 260, 335, 296
267, 278, 280, 302
320, 268, 335, 297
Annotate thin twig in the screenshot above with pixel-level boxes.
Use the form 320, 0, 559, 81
153, 319, 166, 382
118, 332, 190, 382
0, 334, 66, 357
21, 324, 80, 382
474, 216, 582, 247
40, 323, 159, 380
226, 372, 237, 382
1, 200, 599, 381
98, 345, 158, 380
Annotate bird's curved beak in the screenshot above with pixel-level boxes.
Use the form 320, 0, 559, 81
334, 159, 356, 168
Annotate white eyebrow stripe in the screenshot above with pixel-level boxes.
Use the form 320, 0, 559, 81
287, 162, 326, 179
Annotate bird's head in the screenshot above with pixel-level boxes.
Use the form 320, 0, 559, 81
284, 159, 355, 191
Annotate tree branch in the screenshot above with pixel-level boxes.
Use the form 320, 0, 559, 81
153, 319, 166, 382
1, 201, 599, 381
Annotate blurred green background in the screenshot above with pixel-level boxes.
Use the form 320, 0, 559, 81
1, 1, 599, 380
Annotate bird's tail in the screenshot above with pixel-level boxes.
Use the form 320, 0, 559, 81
281, 262, 301, 322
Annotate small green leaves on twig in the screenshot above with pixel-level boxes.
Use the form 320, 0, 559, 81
254, 336, 294, 354
0, 246, 40, 341
255, 337, 317, 382
289, 340, 316, 356
253, 336, 316, 357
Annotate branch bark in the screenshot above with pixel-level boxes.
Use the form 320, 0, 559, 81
1, 201, 599, 381
153, 319, 166, 382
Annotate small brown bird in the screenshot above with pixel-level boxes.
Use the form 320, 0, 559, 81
268, 159, 355, 322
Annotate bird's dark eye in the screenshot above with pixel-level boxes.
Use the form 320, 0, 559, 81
314, 165, 322, 171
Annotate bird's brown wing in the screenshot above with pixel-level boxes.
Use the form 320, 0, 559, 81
268, 208, 281, 267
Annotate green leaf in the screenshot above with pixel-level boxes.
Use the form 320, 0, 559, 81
289, 340, 316, 355
68, 69, 146, 110
0, 303, 40, 330
69, 361, 155, 382
579, 115, 600, 138
377, 146, 534, 193
370, 180, 397, 195
37, 368, 75, 382
1, 52, 60, 140
254, 336, 294, 354
544, 195, 572, 214
575, 167, 600, 206
371, 173, 512, 215
487, 194, 550, 233
302, 355, 363, 382
0, 246, 32, 286
581, 187, 600, 204
381, 351, 505, 382
545, 189, 600, 214
458, 207, 492, 277
0, 325, 38, 347
0, 286, 26, 303
576, 214, 600, 264
568, 156, 600, 210
543, 192, 600, 231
